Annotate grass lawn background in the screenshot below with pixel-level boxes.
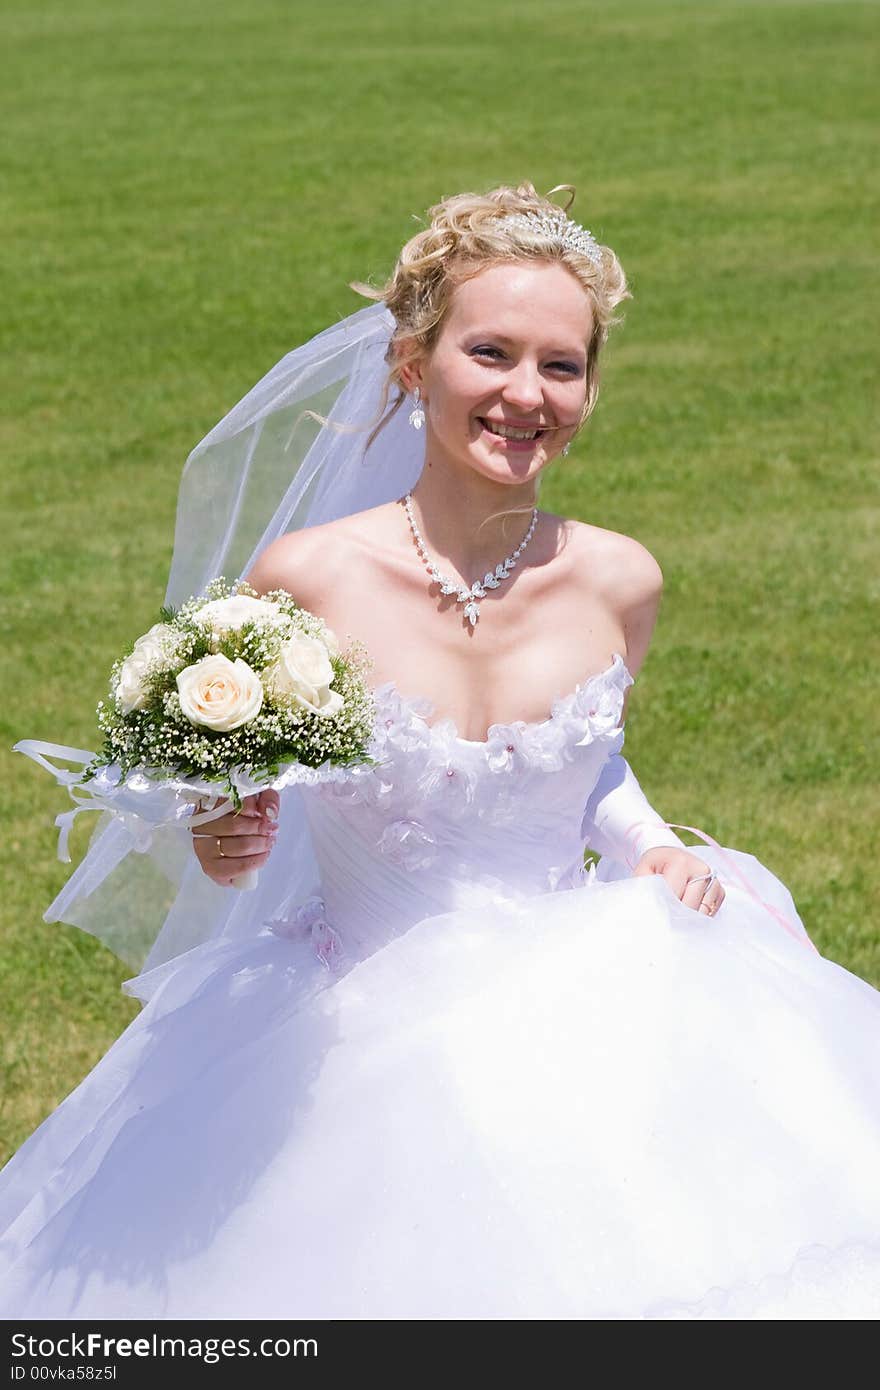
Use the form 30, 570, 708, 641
1, 0, 877, 1164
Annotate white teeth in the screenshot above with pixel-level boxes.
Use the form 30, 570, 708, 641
482, 420, 543, 441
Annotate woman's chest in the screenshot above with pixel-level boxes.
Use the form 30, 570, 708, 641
313, 561, 626, 743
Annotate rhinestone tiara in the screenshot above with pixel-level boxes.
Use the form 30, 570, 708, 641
496, 208, 603, 267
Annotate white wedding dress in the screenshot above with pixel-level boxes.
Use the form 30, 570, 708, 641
2, 653, 880, 1320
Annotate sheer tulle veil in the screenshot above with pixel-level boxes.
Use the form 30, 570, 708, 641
45, 299, 426, 996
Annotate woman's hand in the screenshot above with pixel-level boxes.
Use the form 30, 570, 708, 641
190, 789, 281, 887
633, 846, 725, 917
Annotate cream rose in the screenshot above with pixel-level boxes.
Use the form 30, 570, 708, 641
196, 595, 281, 639
264, 633, 343, 717
115, 623, 179, 714
176, 654, 264, 731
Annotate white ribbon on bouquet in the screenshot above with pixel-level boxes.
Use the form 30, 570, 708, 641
14, 736, 349, 893
14, 738, 265, 884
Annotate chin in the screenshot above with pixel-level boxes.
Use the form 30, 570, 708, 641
470, 446, 552, 484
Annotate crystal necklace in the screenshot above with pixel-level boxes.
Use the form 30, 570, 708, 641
402, 491, 539, 626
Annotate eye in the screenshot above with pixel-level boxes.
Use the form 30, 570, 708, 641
471, 345, 582, 375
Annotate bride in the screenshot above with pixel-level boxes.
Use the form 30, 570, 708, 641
3, 183, 880, 1320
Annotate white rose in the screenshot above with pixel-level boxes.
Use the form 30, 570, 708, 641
115, 623, 179, 714
115, 652, 152, 713
264, 633, 344, 717
196, 595, 281, 639
320, 625, 340, 658
176, 654, 264, 731
136, 621, 179, 658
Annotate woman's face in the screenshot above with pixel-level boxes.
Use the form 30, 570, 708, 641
412, 259, 593, 487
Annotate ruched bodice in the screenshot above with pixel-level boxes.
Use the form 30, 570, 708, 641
277, 654, 632, 960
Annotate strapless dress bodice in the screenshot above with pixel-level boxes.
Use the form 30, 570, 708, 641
278, 654, 633, 960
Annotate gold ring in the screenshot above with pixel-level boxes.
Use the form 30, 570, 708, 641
216, 836, 226, 858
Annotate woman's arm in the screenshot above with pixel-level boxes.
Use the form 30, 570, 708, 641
581, 754, 688, 868
188, 535, 317, 888
580, 532, 725, 917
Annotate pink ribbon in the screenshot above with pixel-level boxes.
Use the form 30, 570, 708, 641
626, 819, 819, 953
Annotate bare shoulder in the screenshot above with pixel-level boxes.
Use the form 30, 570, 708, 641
245, 504, 395, 604
557, 518, 664, 681
562, 517, 663, 604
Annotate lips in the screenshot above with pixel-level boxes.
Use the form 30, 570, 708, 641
478, 418, 549, 442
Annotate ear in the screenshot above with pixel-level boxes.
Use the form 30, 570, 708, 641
396, 350, 426, 396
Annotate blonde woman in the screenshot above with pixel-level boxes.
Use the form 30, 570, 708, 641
3, 184, 879, 1319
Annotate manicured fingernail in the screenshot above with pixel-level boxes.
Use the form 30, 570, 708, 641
265, 805, 278, 821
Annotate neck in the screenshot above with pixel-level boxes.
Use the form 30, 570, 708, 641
405, 457, 539, 582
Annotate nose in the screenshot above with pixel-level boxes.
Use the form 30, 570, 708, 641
501, 357, 544, 414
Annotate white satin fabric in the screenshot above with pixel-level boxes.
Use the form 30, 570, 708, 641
2, 656, 879, 1319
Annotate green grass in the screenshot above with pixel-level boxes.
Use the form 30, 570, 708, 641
1, 0, 878, 1164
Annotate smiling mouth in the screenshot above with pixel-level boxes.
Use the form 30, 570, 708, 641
478, 418, 549, 441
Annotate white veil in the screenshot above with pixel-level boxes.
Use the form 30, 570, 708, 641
43, 299, 425, 993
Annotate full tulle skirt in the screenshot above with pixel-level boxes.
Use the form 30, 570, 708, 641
2, 853, 880, 1320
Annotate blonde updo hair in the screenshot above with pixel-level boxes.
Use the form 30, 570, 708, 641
353, 181, 631, 444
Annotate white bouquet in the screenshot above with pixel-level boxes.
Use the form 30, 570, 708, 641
16, 579, 377, 890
